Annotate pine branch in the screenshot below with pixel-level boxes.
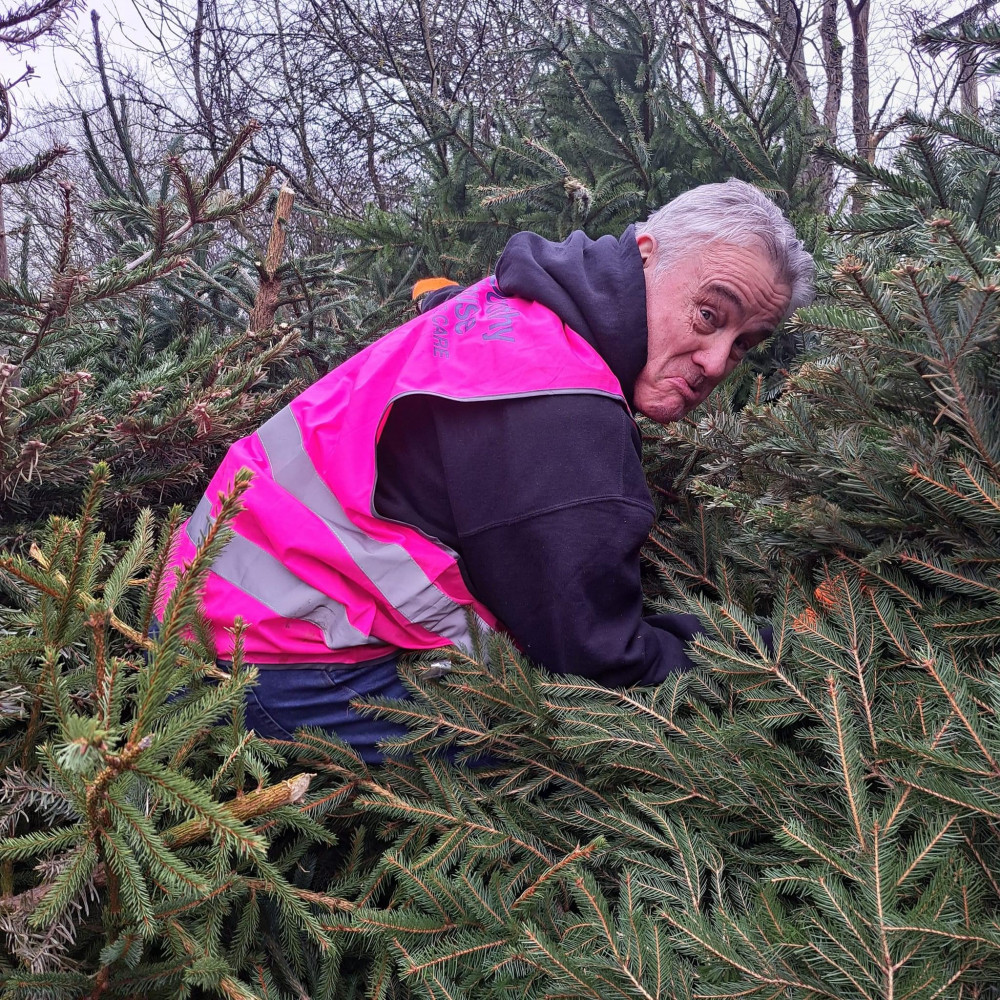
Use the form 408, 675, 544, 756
0, 145, 70, 187
0, 774, 316, 918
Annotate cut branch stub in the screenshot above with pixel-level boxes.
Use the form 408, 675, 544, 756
249, 184, 295, 333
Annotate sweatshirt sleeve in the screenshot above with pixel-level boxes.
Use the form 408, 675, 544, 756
375, 392, 698, 687
456, 500, 698, 686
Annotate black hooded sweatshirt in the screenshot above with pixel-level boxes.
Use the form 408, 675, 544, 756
373, 226, 701, 687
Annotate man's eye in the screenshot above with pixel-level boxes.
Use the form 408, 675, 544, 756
699, 308, 715, 324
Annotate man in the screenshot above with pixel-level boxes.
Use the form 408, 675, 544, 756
159, 178, 815, 761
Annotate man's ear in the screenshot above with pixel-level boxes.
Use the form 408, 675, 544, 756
636, 232, 657, 267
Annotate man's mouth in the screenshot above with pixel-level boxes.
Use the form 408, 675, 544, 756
666, 377, 702, 403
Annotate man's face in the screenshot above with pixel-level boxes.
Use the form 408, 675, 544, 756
633, 235, 791, 424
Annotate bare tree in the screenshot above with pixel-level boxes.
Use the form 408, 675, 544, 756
776, 0, 814, 105
111, 0, 553, 222
820, 0, 844, 138
842, 0, 873, 161
0, 0, 79, 281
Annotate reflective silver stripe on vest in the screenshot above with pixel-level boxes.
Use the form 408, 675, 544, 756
256, 406, 480, 650
186, 496, 380, 651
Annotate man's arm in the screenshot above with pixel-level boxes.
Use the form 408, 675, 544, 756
456, 499, 697, 686
375, 392, 697, 686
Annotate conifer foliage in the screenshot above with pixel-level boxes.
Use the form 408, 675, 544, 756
0, 465, 344, 997
0, 121, 309, 541
9, 13, 1000, 1000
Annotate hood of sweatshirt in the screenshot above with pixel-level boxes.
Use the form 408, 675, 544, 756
493, 225, 649, 408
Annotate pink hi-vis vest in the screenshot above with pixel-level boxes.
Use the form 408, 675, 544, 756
160, 277, 628, 664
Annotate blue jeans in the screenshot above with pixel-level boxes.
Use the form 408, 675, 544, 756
147, 622, 410, 764
245, 658, 412, 764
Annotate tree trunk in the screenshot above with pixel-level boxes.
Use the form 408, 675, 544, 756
807, 0, 844, 207
696, 0, 717, 102
922, 0, 1000, 116
845, 0, 871, 162
0, 184, 8, 285
777, 0, 812, 107
959, 47, 979, 114
191, 0, 220, 163
821, 0, 844, 136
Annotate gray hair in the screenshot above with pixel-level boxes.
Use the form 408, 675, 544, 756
635, 178, 816, 319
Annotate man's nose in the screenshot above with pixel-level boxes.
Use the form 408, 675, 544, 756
693, 337, 734, 380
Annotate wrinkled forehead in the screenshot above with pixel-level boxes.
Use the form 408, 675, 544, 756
702, 243, 791, 319
701, 235, 778, 268
699, 240, 787, 287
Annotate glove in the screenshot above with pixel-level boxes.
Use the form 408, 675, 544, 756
649, 613, 775, 657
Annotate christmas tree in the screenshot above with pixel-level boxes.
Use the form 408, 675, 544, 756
7, 12, 1000, 1000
